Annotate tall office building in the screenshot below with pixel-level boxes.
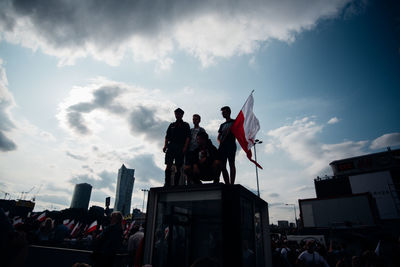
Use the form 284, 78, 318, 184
70, 183, 92, 210
114, 164, 135, 215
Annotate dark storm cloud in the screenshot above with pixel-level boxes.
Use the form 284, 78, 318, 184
66, 151, 87, 161
127, 153, 164, 183
128, 106, 170, 143
70, 170, 116, 191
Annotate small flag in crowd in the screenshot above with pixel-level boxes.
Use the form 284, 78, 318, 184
87, 220, 97, 233
71, 222, 81, 238
67, 220, 75, 231
63, 219, 70, 225
231, 90, 262, 169
13, 217, 23, 226
37, 212, 46, 222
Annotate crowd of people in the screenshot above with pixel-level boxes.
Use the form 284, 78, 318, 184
1, 208, 146, 267
163, 106, 237, 186
271, 234, 400, 267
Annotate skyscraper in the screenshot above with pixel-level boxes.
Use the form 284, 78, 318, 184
114, 164, 135, 215
70, 183, 92, 210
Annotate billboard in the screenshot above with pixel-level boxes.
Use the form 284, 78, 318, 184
349, 171, 400, 219
299, 194, 377, 228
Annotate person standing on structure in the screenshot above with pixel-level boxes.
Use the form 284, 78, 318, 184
217, 106, 237, 184
163, 108, 190, 186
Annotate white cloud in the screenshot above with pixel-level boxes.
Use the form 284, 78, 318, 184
327, 117, 339, 124
267, 117, 368, 175
0, 0, 355, 67
370, 133, 400, 150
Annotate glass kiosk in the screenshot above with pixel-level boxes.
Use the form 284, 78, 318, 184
143, 184, 272, 267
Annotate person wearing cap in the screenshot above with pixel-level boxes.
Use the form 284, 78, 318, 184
163, 108, 191, 186
217, 106, 237, 184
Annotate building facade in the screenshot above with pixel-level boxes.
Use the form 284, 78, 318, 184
70, 183, 92, 210
313, 148, 400, 220
114, 164, 135, 215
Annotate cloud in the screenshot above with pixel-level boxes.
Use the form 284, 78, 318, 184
66, 151, 87, 161
126, 154, 164, 184
327, 117, 339, 124
370, 133, 400, 150
0, 0, 354, 67
0, 58, 17, 152
70, 170, 116, 191
267, 117, 368, 175
37, 194, 70, 206
128, 106, 170, 143
268, 193, 280, 198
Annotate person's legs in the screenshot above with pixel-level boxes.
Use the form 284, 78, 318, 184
227, 151, 236, 184
174, 149, 184, 186
183, 165, 192, 184
219, 151, 230, 184
192, 164, 202, 184
212, 160, 221, 183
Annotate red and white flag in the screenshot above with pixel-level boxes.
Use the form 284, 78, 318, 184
67, 219, 75, 231
87, 220, 97, 233
63, 219, 70, 225
71, 222, 81, 238
13, 217, 23, 226
37, 212, 46, 222
231, 91, 262, 169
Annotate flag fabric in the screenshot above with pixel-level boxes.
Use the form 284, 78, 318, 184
230, 91, 263, 169
87, 220, 97, 233
13, 217, 23, 226
67, 220, 75, 231
63, 219, 70, 225
37, 212, 46, 222
71, 222, 81, 238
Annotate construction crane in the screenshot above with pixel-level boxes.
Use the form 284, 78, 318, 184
20, 186, 35, 200
31, 184, 43, 202
0, 190, 10, 199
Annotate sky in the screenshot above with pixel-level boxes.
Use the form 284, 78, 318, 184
0, 0, 399, 223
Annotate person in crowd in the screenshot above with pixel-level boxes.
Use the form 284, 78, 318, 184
296, 240, 329, 267
191, 131, 221, 184
92, 211, 123, 267
52, 218, 69, 243
36, 217, 53, 243
184, 114, 206, 183
163, 108, 190, 186
128, 225, 144, 267
217, 106, 237, 184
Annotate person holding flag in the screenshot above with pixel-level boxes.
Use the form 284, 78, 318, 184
217, 106, 237, 184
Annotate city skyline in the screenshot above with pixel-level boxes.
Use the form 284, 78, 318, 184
114, 164, 135, 215
0, 0, 399, 223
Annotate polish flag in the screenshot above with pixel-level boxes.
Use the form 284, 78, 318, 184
71, 222, 81, 238
231, 91, 262, 169
99, 225, 103, 232
67, 219, 75, 231
13, 217, 23, 226
87, 220, 97, 233
37, 212, 46, 222
63, 219, 70, 225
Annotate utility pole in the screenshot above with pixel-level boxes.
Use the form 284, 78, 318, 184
141, 189, 149, 212
254, 139, 263, 197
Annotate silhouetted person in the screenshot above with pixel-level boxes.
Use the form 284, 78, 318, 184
191, 131, 221, 184
184, 114, 206, 183
163, 108, 190, 186
217, 106, 236, 184
92, 211, 123, 267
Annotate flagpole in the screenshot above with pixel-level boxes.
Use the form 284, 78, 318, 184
254, 139, 262, 197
